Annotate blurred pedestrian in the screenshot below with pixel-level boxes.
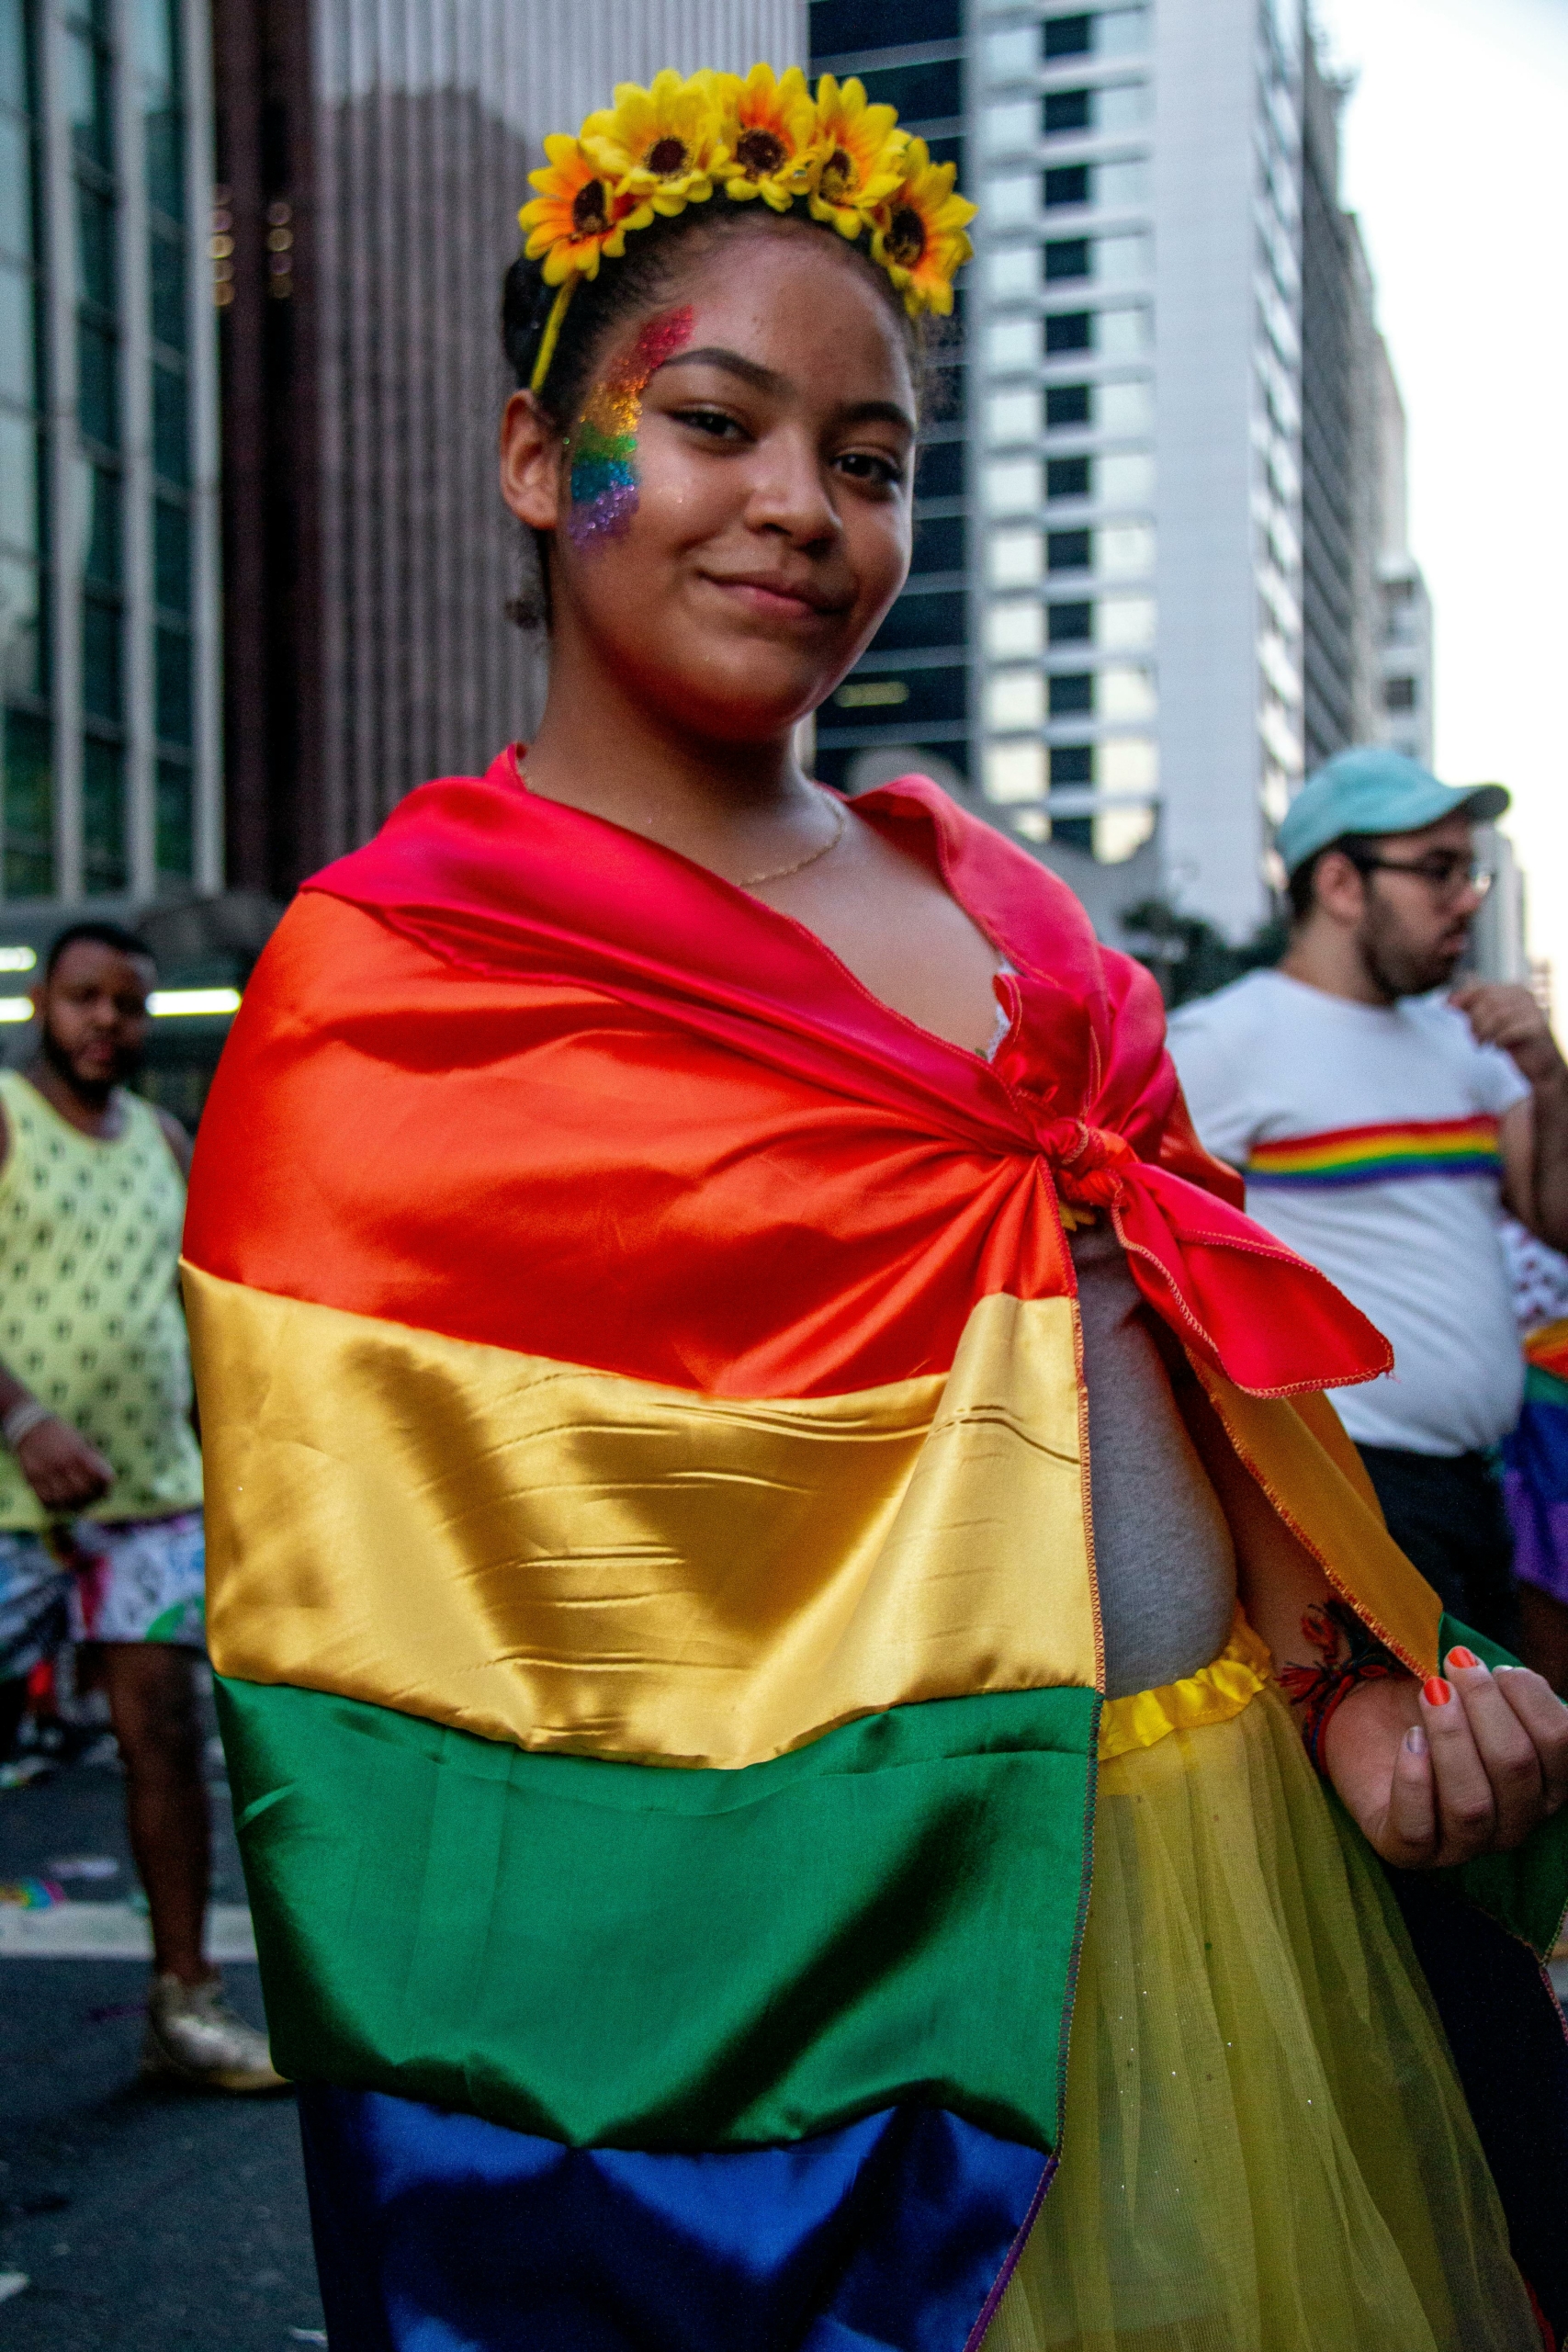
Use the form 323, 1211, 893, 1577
0, 921, 280, 2091
1169, 747, 1568, 1657
1497, 1219, 1568, 1691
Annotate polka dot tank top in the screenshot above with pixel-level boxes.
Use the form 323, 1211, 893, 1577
0, 1071, 203, 1527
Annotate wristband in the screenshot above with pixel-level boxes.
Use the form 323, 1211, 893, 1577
1278, 1598, 1403, 1771
2, 1399, 56, 1451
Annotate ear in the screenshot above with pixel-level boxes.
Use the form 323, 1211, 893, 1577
1314, 848, 1368, 926
501, 390, 563, 532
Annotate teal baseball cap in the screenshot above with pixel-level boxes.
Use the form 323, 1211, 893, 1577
1276, 747, 1509, 877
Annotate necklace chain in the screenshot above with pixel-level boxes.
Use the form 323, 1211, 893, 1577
739, 786, 847, 889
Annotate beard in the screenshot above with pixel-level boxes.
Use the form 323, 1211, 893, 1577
39, 1017, 141, 1098
1358, 899, 1469, 1001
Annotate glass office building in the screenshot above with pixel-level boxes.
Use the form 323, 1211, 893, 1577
809, 0, 1407, 944
0, 0, 220, 911
809, 0, 972, 804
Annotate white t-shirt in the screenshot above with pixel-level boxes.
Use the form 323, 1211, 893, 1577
1168, 969, 1529, 1456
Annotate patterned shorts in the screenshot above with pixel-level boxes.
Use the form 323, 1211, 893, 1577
0, 1511, 206, 1679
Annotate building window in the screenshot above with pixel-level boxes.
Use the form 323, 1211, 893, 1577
1044, 236, 1091, 283
1050, 672, 1095, 715
1044, 164, 1090, 209
1043, 8, 1149, 62
915, 439, 964, 501
1047, 528, 1092, 571
1043, 82, 1148, 134
1045, 311, 1093, 355
911, 514, 964, 574
1048, 600, 1094, 644
1046, 455, 1091, 500
810, 0, 961, 55
1043, 89, 1092, 135
1043, 14, 1094, 58
859, 59, 963, 124
1382, 676, 1417, 711
1098, 524, 1156, 586
871, 588, 966, 654
1051, 743, 1094, 786
1046, 383, 1092, 428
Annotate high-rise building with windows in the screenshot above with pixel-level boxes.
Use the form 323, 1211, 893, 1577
0, 0, 220, 913
213, 0, 801, 900
813, 0, 1427, 944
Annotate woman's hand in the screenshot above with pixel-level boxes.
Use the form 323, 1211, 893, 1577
1323, 1645, 1568, 1868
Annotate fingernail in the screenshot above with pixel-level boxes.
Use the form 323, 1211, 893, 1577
1446, 1646, 1481, 1670
1422, 1677, 1453, 1706
1404, 1726, 1428, 1756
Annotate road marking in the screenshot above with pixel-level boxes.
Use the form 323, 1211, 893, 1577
0, 1903, 256, 1961
0, 2275, 28, 2304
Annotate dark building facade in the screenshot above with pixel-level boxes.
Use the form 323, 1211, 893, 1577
1298, 32, 1376, 774
807, 0, 972, 802
211, 0, 800, 901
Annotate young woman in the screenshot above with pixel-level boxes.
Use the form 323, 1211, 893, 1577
185, 66, 1568, 2352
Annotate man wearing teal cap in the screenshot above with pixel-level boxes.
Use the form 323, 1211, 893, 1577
1170, 746, 1568, 1670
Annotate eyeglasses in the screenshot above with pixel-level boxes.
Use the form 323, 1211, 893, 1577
1346, 853, 1494, 902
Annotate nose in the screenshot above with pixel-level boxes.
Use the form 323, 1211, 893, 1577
743, 424, 840, 548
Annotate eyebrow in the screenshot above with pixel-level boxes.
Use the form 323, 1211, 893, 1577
655, 345, 916, 435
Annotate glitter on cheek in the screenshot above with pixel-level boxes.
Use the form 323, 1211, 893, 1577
566, 305, 695, 550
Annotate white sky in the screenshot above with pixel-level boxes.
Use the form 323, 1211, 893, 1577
1308, 0, 1568, 986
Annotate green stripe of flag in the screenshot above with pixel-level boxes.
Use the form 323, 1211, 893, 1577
218, 1674, 1098, 2154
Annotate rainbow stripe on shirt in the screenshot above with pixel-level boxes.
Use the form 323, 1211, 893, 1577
1247, 1114, 1502, 1190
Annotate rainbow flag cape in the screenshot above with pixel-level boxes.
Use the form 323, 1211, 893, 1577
185, 756, 1567, 2351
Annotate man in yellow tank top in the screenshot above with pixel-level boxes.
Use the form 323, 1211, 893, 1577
0, 922, 281, 2092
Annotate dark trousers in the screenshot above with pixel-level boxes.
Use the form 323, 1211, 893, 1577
1357, 1443, 1568, 2337
1355, 1442, 1520, 1649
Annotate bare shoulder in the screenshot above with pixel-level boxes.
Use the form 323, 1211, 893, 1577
153, 1103, 194, 1180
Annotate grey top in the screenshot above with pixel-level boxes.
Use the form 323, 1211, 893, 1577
1069, 1220, 1238, 1698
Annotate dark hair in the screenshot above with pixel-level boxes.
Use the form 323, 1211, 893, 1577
1286, 834, 1378, 923
44, 920, 156, 981
501, 202, 940, 628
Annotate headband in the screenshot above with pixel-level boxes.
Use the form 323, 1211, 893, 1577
518, 63, 977, 394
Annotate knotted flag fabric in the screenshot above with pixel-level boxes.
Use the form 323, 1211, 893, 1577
186, 754, 1533, 2351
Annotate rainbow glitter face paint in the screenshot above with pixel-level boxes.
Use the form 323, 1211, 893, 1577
567, 307, 695, 548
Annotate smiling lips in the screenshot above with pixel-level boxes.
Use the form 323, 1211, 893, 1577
703, 571, 849, 620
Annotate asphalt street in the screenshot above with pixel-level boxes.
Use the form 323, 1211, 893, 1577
0, 1712, 325, 2350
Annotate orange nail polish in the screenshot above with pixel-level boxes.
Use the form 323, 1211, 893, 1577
1446, 1646, 1480, 1670
1423, 1676, 1453, 1706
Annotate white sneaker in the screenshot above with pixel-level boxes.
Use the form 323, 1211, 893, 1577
141, 1972, 288, 2093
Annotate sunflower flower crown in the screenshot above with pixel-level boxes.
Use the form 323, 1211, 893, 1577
518, 63, 977, 392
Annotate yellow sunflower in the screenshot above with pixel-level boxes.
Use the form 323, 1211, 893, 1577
519, 135, 653, 284
581, 69, 725, 214
808, 75, 908, 240
712, 63, 822, 213
870, 138, 977, 316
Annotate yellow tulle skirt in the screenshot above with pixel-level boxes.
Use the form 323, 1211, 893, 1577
983, 1627, 1540, 2352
